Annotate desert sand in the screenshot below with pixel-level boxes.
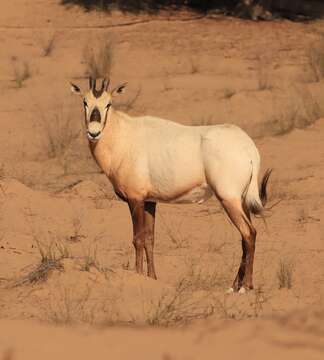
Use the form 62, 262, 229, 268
0, 1, 323, 359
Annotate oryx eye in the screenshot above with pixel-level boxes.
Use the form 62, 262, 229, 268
83, 100, 88, 107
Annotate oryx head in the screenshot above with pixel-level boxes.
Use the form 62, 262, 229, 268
70, 77, 126, 141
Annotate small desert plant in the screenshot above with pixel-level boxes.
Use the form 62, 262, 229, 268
277, 259, 294, 289
79, 232, 107, 273
257, 55, 272, 91
0, 164, 5, 179
147, 278, 214, 326
207, 240, 226, 253
13, 239, 70, 286
122, 259, 131, 270
223, 88, 236, 99
262, 86, 321, 137
36, 238, 71, 262
308, 37, 324, 82
67, 216, 85, 242
251, 286, 269, 317
163, 80, 173, 92
214, 285, 270, 320
264, 107, 298, 136
189, 58, 199, 74
44, 285, 96, 325
42, 284, 119, 325
117, 87, 141, 112
83, 38, 114, 78
80, 245, 99, 272
159, 215, 189, 249
296, 208, 308, 225
186, 264, 224, 291
12, 58, 31, 88
39, 105, 81, 159
39, 32, 57, 57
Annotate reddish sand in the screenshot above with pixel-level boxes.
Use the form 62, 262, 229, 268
0, 1, 323, 358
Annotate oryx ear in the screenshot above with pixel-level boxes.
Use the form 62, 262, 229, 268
111, 83, 127, 97
70, 82, 82, 96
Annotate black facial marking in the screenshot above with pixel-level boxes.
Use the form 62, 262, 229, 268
92, 88, 105, 98
90, 107, 101, 123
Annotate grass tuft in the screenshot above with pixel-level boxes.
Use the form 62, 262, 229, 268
308, 36, 324, 82
277, 259, 294, 289
83, 38, 114, 78
12, 58, 31, 88
12, 240, 70, 286
39, 104, 81, 159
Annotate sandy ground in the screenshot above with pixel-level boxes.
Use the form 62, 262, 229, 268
0, 0, 324, 358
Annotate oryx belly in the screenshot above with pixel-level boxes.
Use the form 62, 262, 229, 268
147, 183, 213, 204
168, 183, 213, 204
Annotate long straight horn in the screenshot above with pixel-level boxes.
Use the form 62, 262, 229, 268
101, 78, 109, 92
104, 78, 110, 91
89, 77, 97, 91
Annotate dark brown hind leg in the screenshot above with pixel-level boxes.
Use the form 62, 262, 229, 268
221, 199, 256, 292
144, 201, 157, 279
232, 240, 247, 291
232, 203, 252, 290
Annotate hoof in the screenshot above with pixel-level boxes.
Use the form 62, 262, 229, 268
226, 287, 234, 294
238, 287, 247, 294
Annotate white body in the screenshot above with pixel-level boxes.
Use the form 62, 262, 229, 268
91, 109, 262, 208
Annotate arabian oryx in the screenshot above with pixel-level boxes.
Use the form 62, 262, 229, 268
70, 77, 271, 293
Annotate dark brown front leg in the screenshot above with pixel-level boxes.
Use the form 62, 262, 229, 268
144, 201, 157, 279
128, 200, 145, 275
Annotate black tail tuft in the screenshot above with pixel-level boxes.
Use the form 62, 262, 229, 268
249, 201, 263, 216
260, 168, 272, 207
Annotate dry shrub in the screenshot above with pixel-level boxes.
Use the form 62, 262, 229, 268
13, 239, 70, 286
43, 285, 96, 325
39, 104, 81, 159
159, 214, 190, 249
67, 213, 86, 242
214, 286, 269, 319
0, 164, 5, 179
261, 86, 321, 136
223, 88, 236, 99
189, 58, 199, 74
83, 37, 114, 78
146, 261, 230, 326
11, 57, 31, 88
39, 32, 57, 57
308, 36, 324, 82
12, 208, 72, 286
277, 259, 294, 289
116, 87, 142, 114
264, 105, 298, 136
40, 280, 119, 325
186, 263, 225, 291
147, 278, 214, 327
79, 244, 100, 272
257, 55, 273, 91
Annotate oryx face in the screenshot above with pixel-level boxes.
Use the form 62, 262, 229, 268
83, 78, 111, 141
70, 77, 126, 142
